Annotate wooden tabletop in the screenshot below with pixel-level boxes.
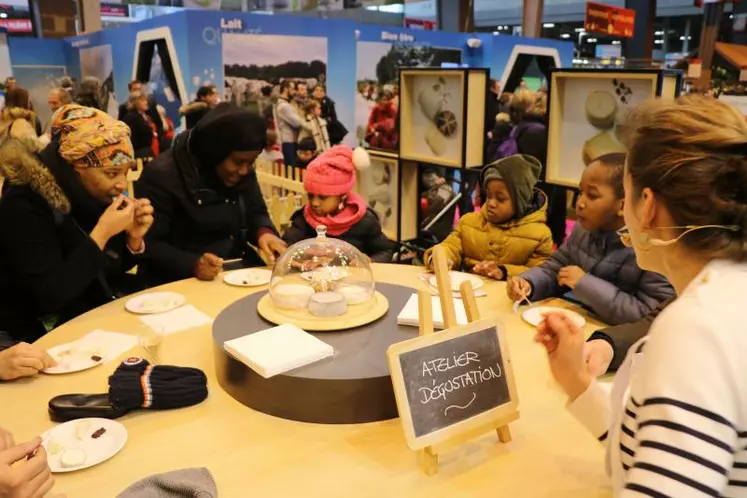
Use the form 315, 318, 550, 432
0, 264, 612, 498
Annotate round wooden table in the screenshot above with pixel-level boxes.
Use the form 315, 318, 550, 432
1, 264, 612, 498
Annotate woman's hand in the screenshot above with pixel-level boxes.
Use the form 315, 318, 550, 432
535, 313, 591, 400
584, 339, 614, 377
90, 196, 135, 249
126, 198, 154, 248
0, 343, 56, 381
194, 253, 223, 281
506, 277, 532, 302
258, 233, 287, 263
0, 438, 55, 498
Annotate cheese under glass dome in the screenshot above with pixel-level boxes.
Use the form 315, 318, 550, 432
268, 225, 376, 321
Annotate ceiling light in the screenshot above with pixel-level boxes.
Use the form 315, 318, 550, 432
0, 13, 7, 18
575, 27, 585, 33
560, 33, 571, 39
493, 31, 499, 35
543, 23, 555, 28
655, 39, 663, 44
586, 38, 598, 43
612, 40, 621, 45
655, 30, 664, 35
679, 35, 692, 41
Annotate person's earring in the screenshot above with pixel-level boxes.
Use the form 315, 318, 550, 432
637, 228, 652, 252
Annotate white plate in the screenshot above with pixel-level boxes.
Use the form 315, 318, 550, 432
43, 343, 104, 375
42, 418, 127, 473
224, 268, 272, 287
125, 292, 185, 315
522, 306, 586, 328
428, 271, 484, 292
301, 267, 349, 282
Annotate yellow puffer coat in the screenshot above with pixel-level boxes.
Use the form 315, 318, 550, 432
424, 192, 553, 278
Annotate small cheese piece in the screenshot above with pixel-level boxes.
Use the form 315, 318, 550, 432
338, 285, 371, 305
425, 123, 446, 156
61, 449, 86, 468
582, 131, 627, 166
74, 421, 90, 440
272, 284, 315, 310
308, 292, 348, 317
585, 90, 617, 129
47, 439, 63, 456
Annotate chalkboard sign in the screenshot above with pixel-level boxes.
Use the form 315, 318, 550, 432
387, 319, 518, 450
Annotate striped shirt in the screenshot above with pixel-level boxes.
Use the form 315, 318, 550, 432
570, 259, 747, 497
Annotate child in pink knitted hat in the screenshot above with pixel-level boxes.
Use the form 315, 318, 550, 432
282, 145, 395, 262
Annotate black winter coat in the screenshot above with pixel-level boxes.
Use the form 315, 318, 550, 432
136, 133, 277, 286
282, 208, 395, 263
179, 101, 210, 130
318, 97, 347, 145
515, 115, 548, 169
121, 111, 155, 159
0, 139, 140, 342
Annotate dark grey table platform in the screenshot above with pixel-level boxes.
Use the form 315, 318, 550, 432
212, 283, 419, 424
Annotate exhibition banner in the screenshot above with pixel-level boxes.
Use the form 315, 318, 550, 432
584, 1, 635, 38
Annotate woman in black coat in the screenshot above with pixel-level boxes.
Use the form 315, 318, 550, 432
136, 103, 287, 286
121, 92, 158, 159
0, 105, 154, 342
312, 84, 347, 145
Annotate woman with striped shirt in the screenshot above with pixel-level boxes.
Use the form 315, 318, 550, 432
537, 95, 747, 497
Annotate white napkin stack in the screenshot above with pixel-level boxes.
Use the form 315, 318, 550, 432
397, 293, 469, 329
138, 305, 213, 335
223, 324, 334, 379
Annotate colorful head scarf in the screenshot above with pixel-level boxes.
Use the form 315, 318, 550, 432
51, 104, 134, 169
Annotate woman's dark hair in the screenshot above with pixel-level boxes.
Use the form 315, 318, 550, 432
4, 88, 30, 109
196, 84, 216, 100
619, 95, 747, 261
312, 84, 325, 94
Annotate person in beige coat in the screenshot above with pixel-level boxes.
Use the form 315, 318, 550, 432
0, 88, 39, 142
297, 100, 330, 154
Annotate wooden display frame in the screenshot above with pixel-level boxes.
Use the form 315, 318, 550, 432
546, 68, 671, 188
387, 247, 519, 475
398, 68, 488, 169
357, 150, 400, 241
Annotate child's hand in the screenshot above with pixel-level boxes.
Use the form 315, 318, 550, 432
507, 277, 532, 302
558, 266, 586, 289
472, 261, 504, 280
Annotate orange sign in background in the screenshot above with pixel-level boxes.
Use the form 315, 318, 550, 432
584, 1, 636, 38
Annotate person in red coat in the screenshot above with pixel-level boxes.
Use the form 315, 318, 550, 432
365, 90, 398, 150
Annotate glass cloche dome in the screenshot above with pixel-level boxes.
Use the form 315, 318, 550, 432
269, 226, 376, 321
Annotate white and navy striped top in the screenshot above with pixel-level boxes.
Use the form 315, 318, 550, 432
569, 259, 747, 497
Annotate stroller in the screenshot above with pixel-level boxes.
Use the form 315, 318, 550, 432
397, 169, 461, 264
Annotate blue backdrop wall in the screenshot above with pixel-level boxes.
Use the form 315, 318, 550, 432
6, 10, 573, 134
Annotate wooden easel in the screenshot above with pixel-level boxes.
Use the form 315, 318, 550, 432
415, 246, 513, 475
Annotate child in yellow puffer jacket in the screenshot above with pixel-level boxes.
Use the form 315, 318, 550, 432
424, 154, 553, 281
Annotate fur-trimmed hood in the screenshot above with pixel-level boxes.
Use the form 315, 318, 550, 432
0, 107, 36, 123
179, 101, 209, 116
0, 139, 70, 213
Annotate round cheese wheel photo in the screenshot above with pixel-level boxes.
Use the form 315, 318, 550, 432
585, 90, 617, 129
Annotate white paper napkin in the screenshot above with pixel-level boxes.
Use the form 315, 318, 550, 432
138, 305, 213, 335
52, 330, 139, 364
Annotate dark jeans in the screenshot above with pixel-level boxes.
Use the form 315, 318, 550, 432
282, 142, 297, 167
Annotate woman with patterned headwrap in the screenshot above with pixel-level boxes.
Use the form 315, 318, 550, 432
0, 105, 154, 342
